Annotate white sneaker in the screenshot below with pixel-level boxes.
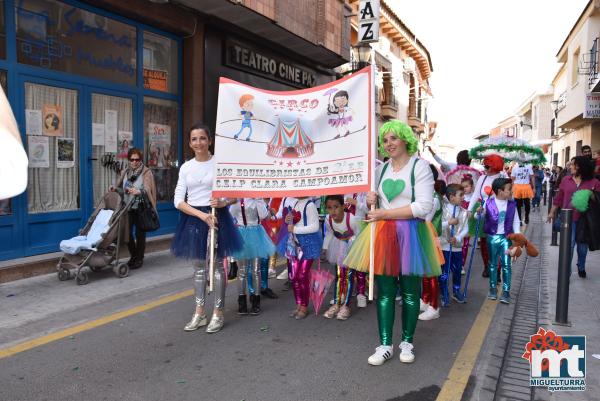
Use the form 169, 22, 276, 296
329, 298, 335, 305
399, 341, 415, 363
419, 299, 428, 313
461, 268, 466, 275
357, 294, 367, 308
268, 268, 277, 279
367, 345, 393, 366
418, 305, 440, 321
276, 268, 288, 280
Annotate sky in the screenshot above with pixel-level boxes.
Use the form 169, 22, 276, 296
391, 0, 590, 151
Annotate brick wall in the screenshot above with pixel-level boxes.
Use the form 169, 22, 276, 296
242, 0, 348, 56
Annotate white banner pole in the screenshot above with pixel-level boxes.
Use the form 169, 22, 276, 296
368, 57, 376, 301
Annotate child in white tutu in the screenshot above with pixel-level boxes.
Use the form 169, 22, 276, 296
322, 195, 361, 320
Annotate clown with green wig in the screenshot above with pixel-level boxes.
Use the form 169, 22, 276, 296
344, 120, 443, 365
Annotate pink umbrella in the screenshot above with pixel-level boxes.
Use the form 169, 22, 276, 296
310, 261, 335, 315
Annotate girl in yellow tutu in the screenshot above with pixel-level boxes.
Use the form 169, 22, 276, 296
344, 120, 443, 365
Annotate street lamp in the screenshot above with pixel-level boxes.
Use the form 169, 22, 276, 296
352, 43, 372, 70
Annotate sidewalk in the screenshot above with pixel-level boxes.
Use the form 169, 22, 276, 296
0, 250, 192, 347
535, 213, 600, 400
464, 208, 598, 401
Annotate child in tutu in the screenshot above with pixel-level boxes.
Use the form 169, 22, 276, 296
230, 198, 276, 315
322, 195, 361, 320
278, 197, 323, 319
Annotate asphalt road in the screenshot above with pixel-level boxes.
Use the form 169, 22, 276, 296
0, 256, 492, 401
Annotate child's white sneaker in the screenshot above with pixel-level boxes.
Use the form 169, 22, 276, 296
367, 345, 393, 366
356, 294, 367, 308
419, 299, 428, 312
276, 268, 288, 280
399, 341, 415, 363
418, 305, 440, 321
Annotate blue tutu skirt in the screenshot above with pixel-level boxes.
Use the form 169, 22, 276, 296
277, 230, 323, 260
233, 225, 276, 260
171, 206, 244, 260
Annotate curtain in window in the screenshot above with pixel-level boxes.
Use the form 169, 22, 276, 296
91, 94, 132, 205
26, 83, 79, 213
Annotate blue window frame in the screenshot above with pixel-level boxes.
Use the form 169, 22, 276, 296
0, 0, 183, 261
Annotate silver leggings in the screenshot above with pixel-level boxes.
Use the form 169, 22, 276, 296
192, 258, 226, 309
237, 258, 260, 296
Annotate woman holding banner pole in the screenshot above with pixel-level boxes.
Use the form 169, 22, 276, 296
344, 120, 443, 365
171, 123, 243, 333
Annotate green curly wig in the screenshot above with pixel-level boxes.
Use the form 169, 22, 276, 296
572, 189, 593, 213
378, 120, 418, 157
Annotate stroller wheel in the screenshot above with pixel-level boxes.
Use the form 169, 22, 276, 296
58, 268, 71, 281
114, 263, 129, 278
76, 271, 90, 285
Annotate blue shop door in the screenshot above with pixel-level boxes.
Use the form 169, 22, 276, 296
20, 77, 87, 256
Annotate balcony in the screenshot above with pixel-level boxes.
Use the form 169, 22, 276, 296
380, 91, 398, 119
586, 38, 600, 92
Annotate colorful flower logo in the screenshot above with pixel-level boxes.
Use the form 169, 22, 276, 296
522, 327, 570, 372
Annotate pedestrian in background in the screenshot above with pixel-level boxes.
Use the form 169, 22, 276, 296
110, 148, 156, 269
548, 156, 600, 278
511, 163, 534, 225
531, 165, 545, 210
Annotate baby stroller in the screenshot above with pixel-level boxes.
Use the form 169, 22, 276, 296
56, 191, 133, 285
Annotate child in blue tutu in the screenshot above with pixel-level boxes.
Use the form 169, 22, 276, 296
230, 198, 276, 315
277, 197, 323, 319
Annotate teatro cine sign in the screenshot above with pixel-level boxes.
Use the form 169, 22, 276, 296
226, 39, 317, 88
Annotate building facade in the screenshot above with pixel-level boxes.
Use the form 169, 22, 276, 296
0, 0, 350, 264
551, 0, 600, 167
345, 0, 434, 150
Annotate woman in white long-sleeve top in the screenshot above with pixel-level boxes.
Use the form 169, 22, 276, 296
344, 120, 443, 366
171, 123, 243, 334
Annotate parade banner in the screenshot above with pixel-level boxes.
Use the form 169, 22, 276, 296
213, 66, 373, 197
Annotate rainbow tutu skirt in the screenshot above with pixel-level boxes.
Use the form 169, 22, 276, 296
343, 218, 444, 277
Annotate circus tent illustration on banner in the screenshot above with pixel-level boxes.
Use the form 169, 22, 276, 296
267, 118, 315, 159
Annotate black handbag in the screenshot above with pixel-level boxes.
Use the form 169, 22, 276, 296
576, 191, 600, 251
135, 193, 160, 232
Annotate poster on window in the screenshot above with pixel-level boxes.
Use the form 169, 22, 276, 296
148, 123, 172, 169
28, 136, 50, 168
212, 66, 374, 197
92, 123, 105, 146
42, 104, 63, 136
56, 137, 75, 168
117, 131, 133, 159
104, 110, 118, 153
25, 109, 43, 136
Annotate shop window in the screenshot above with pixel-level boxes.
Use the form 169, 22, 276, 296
0, 0, 6, 59
25, 82, 79, 213
143, 31, 178, 94
0, 69, 10, 216
143, 97, 178, 203
91, 93, 132, 206
16, 0, 136, 86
